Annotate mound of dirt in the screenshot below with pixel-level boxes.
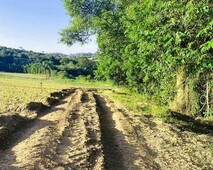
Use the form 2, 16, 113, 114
87, 88, 98, 92
26, 102, 49, 112
61, 89, 74, 94
46, 97, 60, 106
50, 92, 64, 99
50, 89, 75, 100
0, 114, 29, 149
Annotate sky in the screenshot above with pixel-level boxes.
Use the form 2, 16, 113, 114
0, 0, 98, 54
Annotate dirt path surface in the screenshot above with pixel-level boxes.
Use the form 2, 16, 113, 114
0, 88, 212, 170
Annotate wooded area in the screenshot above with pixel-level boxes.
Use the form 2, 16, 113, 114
61, 0, 212, 117
0, 46, 96, 78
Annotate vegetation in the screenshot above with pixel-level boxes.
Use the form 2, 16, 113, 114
0, 72, 113, 114
61, 0, 212, 117
102, 87, 168, 118
0, 72, 73, 113
0, 46, 96, 78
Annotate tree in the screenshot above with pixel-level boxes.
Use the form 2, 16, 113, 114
61, 0, 213, 116
60, 0, 116, 45
60, 0, 129, 84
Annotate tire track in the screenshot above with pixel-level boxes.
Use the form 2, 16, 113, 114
44, 89, 104, 170
82, 91, 103, 170
102, 100, 161, 170
0, 88, 175, 170
44, 89, 88, 169
94, 94, 143, 170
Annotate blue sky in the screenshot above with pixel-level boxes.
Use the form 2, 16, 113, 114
0, 0, 98, 54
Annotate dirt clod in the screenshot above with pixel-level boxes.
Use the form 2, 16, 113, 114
26, 102, 49, 112
0, 114, 29, 149
46, 97, 60, 106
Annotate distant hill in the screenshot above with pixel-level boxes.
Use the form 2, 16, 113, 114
0, 46, 96, 78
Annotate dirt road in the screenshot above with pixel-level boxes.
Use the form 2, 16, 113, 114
0, 88, 212, 170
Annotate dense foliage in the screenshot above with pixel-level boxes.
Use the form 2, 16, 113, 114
61, 0, 212, 116
0, 46, 96, 78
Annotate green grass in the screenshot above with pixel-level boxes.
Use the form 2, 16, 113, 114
0, 72, 73, 114
0, 72, 112, 89
101, 86, 169, 118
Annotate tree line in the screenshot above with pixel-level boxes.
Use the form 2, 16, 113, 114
61, 0, 212, 116
0, 46, 96, 79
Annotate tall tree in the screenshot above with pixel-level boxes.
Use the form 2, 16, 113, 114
61, 0, 213, 116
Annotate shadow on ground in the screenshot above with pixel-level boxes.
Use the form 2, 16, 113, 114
94, 94, 160, 170
166, 111, 213, 135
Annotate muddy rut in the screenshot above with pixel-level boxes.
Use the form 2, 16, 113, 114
0, 89, 212, 170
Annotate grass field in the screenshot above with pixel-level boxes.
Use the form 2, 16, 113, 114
0, 72, 73, 114
0, 72, 113, 114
